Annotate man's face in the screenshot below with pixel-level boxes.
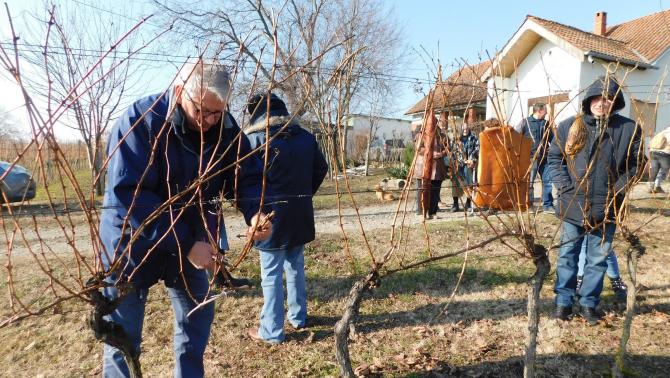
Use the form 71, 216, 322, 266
589, 96, 613, 118
535, 107, 547, 119
177, 86, 226, 132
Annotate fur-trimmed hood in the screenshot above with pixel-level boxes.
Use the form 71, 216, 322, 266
244, 115, 302, 135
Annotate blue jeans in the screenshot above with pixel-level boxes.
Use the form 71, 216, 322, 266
554, 221, 616, 308
529, 162, 554, 208
458, 165, 475, 187
577, 242, 620, 279
102, 269, 215, 378
257, 245, 307, 343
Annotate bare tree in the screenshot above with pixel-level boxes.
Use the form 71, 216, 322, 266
19, 3, 143, 195
156, 0, 404, 161
0, 106, 23, 143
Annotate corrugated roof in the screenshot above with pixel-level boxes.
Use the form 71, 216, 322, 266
405, 61, 490, 115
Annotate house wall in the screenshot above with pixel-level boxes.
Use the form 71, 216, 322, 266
486, 76, 512, 122
347, 115, 412, 141
492, 38, 583, 126
579, 49, 670, 135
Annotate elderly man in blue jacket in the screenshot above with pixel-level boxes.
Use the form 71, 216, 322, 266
243, 93, 328, 344
547, 76, 642, 325
99, 60, 271, 377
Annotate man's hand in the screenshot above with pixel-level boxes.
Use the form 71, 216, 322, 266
247, 212, 273, 241
187, 241, 216, 270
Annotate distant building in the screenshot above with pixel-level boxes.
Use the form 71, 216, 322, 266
345, 114, 412, 161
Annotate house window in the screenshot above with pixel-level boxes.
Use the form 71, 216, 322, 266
630, 100, 657, 138
527, 93, 571, 124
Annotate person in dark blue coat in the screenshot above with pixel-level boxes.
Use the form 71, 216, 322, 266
547, 76, 642, 325
243, 93, 328, 344
516, 103, 555, 211
99, 60, 271, 377
457, 123, 479, 211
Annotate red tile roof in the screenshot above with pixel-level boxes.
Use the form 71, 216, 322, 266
405, 61, 490, 115
528, 16, 643, 64
606, 9, 670, 62
528, 10, 670, 66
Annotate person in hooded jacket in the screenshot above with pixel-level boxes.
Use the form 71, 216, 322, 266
243, 93, 329, 344
99, 61, 272, 377
547, 76, 642, 325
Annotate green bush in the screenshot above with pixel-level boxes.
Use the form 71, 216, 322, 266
385, 144, 414, 179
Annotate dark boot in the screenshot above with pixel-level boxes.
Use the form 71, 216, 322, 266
553, 305, 572, 321
580, 306, 603, 326
465, 198, 472, 210
450, 197, 461, 212
610, 276, 628, 303
215, 270, 253, 290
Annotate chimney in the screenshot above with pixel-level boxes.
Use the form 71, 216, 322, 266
594, 11, 607, 36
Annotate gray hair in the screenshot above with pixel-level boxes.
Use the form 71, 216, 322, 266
177, 60, 231, 102
532, 103, 546, 113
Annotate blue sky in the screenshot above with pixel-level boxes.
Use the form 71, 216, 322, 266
1, 0, 668, 138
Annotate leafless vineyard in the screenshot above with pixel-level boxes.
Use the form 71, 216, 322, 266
1, 2, 669, 377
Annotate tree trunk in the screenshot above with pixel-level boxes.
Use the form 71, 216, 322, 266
334, 271, 376, 378
613, 249, 638, 378
524, 249, 550, 378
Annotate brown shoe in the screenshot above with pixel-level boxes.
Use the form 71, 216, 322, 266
247, 328, 263, 341
247, 328, 281, 344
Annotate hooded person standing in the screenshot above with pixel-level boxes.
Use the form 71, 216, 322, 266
244, 93, 329, 344
547, 76, 642, 325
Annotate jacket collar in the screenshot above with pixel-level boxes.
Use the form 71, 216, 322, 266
245, 115, 300, 134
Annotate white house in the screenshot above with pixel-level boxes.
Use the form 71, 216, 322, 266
344, 114, 412, 161
345, 114, 412, 143
483, 11, 670, 139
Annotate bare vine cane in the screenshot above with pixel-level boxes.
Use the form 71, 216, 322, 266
228, 210, 275, 271
186, 211, 276, 318
521, 234, 550, 378
613, 226, 646, 378
84, 275, 142, 378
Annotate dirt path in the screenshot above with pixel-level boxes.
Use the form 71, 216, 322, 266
3, 182, 666, 256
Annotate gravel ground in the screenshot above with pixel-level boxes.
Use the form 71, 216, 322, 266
2, 181, 667, 256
